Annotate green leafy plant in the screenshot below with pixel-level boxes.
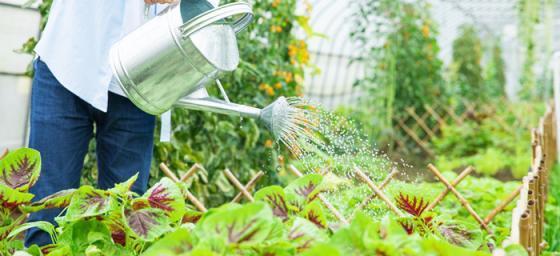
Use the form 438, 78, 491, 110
450, 25, 484, 102
0, 148, 41, 253
432, 101, 542, 178
351, 0, 445, 141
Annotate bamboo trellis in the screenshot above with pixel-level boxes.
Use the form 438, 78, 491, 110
502, 104, 557, 256
393, 100, 533, 156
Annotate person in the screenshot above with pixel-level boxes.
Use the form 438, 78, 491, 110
25, 0, 176, 247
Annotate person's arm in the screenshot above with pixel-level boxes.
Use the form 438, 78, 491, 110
144, 0, 176, 4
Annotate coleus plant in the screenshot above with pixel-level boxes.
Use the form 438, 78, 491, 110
143, 202, 328, 255
252, 174, 329, 229
7, 172, 186, 255
0, 148, 41, 253
393, 192, 484, 250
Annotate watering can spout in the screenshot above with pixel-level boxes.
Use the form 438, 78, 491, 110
176, 97, 262, 119
176, 94, 289, 138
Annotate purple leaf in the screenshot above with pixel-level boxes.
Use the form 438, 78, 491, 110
395, 193, 429, 217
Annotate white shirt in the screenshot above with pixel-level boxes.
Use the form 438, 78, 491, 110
35, 1, 162, 112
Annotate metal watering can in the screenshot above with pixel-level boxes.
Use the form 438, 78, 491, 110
110, 0, 290, 136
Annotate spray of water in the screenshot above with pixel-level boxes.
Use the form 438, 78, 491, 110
260, 96, 401, 180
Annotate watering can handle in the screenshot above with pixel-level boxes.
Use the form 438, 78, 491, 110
179, 2, 253, 38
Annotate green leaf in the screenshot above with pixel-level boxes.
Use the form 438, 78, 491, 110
123, 207, 171, 242
60, 186, 113, 222
140, 228, 194, 256
195, 202, 275, 246
502, 244, 528, 256
0, 148, 41, 192
295, 15, 328, 38
142, 177, 185, 222
284, 174, 323, 208
299, 243, 341, 256
20, 189, 77, 213
8, 221, 55, 242
56, 220, 119, 255
109, 173, 138, 196
0, 184, 34, 209
182, 209, 203, 224
254, 186, 289, 220
287, 217, 328, 251
299, 201, 327, 229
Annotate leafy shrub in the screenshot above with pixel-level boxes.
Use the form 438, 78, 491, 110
432, 101, 543, 178
351, 0, 445, 140
450, 25, 484, 102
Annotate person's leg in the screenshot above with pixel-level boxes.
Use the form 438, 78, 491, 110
94, 92, 155, 195
25, 58, 93, 247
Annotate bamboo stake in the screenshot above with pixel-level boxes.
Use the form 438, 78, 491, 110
224, 169, 254, 202
0, 148, 8, 160
351, 168, 398, 217
425, 166, 473, 212
427, 164, 492, 234
483, 185, 522, 224
159, 162, 180, 181
232, 171, 264, 203
354, 167, 405, 218
288, 165, 349, 225
519, 206, 530, 252
159, 163, 207, 212
180, 163, 202, 182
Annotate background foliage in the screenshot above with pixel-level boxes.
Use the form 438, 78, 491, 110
350, 0, 445, 141
450, 25, 484, 102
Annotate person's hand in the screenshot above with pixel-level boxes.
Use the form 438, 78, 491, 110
144, 0, 176, 4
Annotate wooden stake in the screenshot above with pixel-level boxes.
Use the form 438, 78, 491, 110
180, 163, 202, 182
159, 163, 207, 212
425, 166, 474, 212
159, 162, 180, 181
354, 167, 405, 218
288, 165, 349, 225
351, 168, 398, 217
427, 164, 492, 234
224, 169, 254, 202
232, 171, 264, 203
184, 190, 208, 212
483, 185, 522, 224
0, 148, 8, 160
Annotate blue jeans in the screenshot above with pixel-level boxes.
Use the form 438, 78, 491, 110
25, 58, 156, 247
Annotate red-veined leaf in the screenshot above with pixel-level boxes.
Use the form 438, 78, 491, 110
288, 217, 328, 252
299, 201, 327, 229
0, 184, 34, 209
254, 186, 289, 221
20, 189, 77, 213
123, 207, 171, 241
60, 186, 113, 222
0, 148, 41, 192
284, 174, 323, 205
395, 193, 429, 217
142, 177, 185, 222
195, 202, 275, 246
